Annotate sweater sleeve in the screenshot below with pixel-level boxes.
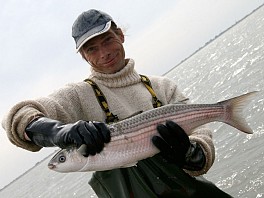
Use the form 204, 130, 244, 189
187, 127, 215, 176
1, 83, 84, 152
2, 101, 47, 151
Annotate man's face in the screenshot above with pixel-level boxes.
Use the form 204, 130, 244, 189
81, 28, 126, 74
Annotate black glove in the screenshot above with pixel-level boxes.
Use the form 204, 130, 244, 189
25, 117, 111, 156
152, 120, 205, 171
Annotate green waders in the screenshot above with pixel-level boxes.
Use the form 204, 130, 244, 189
89, 155, 233, 198
85, 75, 233, 198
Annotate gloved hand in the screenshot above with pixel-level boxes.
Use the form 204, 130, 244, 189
25, 117, 111, 156
152, 120, 205, 171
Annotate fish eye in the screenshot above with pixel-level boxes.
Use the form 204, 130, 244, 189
59, 155, 66, 163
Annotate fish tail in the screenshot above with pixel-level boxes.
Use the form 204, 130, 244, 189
218, 91, 258, 134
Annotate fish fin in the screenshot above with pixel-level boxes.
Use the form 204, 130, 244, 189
171, 98, 190, 105
218, 91, 259, 134
77, 144, 88, 156
121, 162, 138, 168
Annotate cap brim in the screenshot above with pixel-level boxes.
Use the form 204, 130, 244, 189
76, 20, 112, 52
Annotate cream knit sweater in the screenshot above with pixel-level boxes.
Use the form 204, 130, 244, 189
2, 59, 215, 175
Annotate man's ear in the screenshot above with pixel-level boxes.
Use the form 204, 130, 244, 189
116, 28, 125, 43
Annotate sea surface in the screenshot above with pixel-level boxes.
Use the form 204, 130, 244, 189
1, 5, 264, 198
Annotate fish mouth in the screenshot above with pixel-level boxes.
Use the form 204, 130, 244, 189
48, 163, 56, 170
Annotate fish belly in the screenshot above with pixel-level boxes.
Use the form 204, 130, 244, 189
80, 125, 160, 171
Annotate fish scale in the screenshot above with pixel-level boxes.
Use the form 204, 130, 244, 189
48, 91, 257, 173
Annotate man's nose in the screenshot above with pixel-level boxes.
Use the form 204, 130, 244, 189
99, 47, 110, 59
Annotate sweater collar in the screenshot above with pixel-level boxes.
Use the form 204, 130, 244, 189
89, 59, 141, 88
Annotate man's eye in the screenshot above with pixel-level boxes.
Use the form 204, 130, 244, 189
105, 37, 114, 43
87, 47, 94, 52
87, 47, 96, 53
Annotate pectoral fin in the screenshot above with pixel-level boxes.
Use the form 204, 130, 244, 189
121, 162, 138, 168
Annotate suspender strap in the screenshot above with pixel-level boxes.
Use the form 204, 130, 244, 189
84, 75, 162, 123
84, 79, 119, 124
140, 75, 163, 108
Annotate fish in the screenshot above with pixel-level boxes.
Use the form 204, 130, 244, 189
48, 91, 257, 173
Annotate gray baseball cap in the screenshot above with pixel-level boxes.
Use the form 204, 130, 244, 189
72, 9, 114, 52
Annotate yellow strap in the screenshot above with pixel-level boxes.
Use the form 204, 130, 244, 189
84, 75, 162, 123
140, 75, 163, 108
84, 79, 119, 124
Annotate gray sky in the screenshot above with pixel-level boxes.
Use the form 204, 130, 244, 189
0, 0, 263, 189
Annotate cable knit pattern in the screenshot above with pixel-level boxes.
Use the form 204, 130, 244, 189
1, 58, 215, 175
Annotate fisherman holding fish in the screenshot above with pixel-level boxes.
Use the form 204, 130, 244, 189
2, 9, 234, 197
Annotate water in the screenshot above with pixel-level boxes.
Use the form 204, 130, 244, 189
1, 5, 264, 198
166, 5, 264, 198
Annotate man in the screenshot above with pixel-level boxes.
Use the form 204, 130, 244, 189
2, 9, 232, 197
